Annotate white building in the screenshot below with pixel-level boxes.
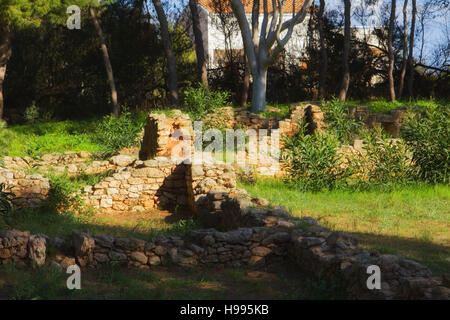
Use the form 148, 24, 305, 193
179, 0, 309, 68
179, 0, 383, 80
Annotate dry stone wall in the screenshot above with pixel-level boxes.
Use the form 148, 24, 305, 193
139, 111, 193, 160
1, 151, 116, 175
349, 106, 406, 138
2, 199, 448, 300
0, 168, 50, 208
79, 156, 188, 213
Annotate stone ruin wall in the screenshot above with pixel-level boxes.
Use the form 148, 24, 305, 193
0, 168, 50, 208
1, 195, 449, 300
0, 104, 409, 212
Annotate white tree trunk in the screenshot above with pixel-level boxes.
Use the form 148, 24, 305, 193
252, 67, 268, 112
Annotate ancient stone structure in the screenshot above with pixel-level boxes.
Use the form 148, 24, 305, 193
139, 111, 193, 160
0, 168, 50, 207
1, 151, 116, 175
349, 106, 406, 138
0, 230, 47, 267
1, 197, 448, 299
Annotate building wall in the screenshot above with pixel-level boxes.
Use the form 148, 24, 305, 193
207, 13, 308, 68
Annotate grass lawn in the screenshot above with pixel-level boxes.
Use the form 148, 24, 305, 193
0, 261, 345, 300
240, 178, 450, 276
1, 207, 201, 242
5, 119, 103, 157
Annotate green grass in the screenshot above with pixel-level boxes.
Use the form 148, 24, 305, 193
240, 178, 450, 276
5, 119, 103, 157
256, 103, 290, 119
3, 111, 147, 157
344, 98, 446, 113
2, 207, 201, 241
0, 262, 345, 300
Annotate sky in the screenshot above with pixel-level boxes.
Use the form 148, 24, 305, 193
161, 0, 449, 67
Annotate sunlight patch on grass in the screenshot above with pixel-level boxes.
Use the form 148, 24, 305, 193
240, 178, 450, 275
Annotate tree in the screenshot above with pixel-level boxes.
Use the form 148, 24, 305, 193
0, 0, 55, 121
398, 0, 408, 98
189, 0, 208, 88
338, 0, 351, 102
151, 0, 179, 108
229, 0, 314, 112
89, 5, 119, 117
318, 0, 328, 98
0, 21, 11, 121
0, 0, 93, 121
407, 0, 416, 97
387, 0, 396, 101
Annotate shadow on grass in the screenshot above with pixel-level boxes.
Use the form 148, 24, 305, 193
349, 231, 450, 276
0, 260, 346, 300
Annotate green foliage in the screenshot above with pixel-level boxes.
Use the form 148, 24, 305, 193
322, 98, 362, 144
402, 105, 450, 183
7, 120, 101, 157
23, 102, 40, 124
184, 84, 230, 119
366, 99, 404, 113
281, 123, 348, 192
41, 171, 113, 216
0, 121, 16, 156
95, 107, 144, 153
0, 183, 16, 217
351, 127, 414, 190
256, 104, 290, 119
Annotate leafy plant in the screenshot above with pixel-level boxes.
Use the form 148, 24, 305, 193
350, 127, 414, 189
0, 183, 16, 217
401, 105, 449, 183
184, 84, 230, 119
322, 98, 362, 144
281, 123, 349, 192
95, 107, 143, 153
24, 102, 40, 124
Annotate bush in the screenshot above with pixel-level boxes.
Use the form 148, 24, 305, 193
322, 98, 362, 144
281, 123, 349, 192
0, 183, 15, 217
95, 107, 143, 153
401, 106, 449, 183
350, 127, 414, 189
24, 102, 40, 124
184, 84, 230, 119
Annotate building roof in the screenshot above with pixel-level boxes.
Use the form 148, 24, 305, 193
198, 0, 305, 14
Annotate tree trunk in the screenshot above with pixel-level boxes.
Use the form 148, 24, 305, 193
398, 0, 408, 98
408, 0, 417, 98
89, 7, 119, 118
189, 0, 208, 88
318, 0, 328, 99
252, 68, 267, 112
240, 56, 250, 107
388, 0, 397, 102
152, 0, 179, 108
339, 0, 351, 102
0, 23, 12, 121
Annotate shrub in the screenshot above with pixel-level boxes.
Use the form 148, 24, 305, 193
184, 84, 230, 119
24, 102, 40, 124
281, 123, 349, 192
350, 127, 414, 189
401, 106, 449, 183
0, 183, 15, 217
95, 107, 143, 153
322, 98, 362, 144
